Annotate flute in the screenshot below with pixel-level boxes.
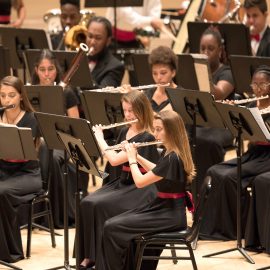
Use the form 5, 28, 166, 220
216, 95, 269, 105
92, 83, 170, 93
93, 119, 138, 130
0, 104, 15, 112
105, 141, 163, 151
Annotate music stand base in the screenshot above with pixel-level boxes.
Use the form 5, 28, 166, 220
203, 246, 255, 264
257, 266, 270, 270
45, 263, 75, 270
0, 260, 22, 270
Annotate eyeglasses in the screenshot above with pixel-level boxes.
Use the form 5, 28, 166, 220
250, 82, 270, 91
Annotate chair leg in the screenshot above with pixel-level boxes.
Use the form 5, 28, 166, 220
26, 203, 34, 258
169, 244, 178, 264
135, 242, 147, 270
187, 243, 198, 270
46, 199, 56, 248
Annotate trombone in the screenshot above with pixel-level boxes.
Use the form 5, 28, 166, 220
105, 141, 163, 151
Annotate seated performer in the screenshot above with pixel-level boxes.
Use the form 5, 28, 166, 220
245, 171, 270, 254
86, 16, 125, 88
32, 49, 88, 228
243, 0, 270, 57
145, 45, 178, 112
50, 0, 81, 50
200, 65, 270, 240
0, 76, 42, 262
193, 27, 235, 191
78, 90, 160, 269
98, 110, 196, 270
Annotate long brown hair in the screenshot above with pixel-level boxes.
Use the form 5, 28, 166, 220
121, 90, 154, 133
0, 76, 34, 112
154, 110, 196, 182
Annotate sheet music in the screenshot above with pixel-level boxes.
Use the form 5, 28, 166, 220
249, 107, 270, 141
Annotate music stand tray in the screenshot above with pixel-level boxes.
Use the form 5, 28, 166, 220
24, 49, 94, 89
0, 27, 49, 69
85, 0, 143, 7
187, 22, 252, 56
230, 55, 270, 96
80, 90, 124, 126
24, 85, 65, 115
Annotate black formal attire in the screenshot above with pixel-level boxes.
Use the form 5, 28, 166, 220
200, 142, 270, 240
99, 151, 188, 270
78, 128, 159, 265
48, 89, 88, 228
0, 0, 11, 24
193, 64, 234, 191
90, 48, 125, 88
245, 171, 270, 254
256, 26, 270, 57
0, 112, 42, 263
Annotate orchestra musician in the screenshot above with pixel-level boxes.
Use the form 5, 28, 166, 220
31, 49, 89, 228
0, 0, 25, 27
243, 0, 270, 57
50, 0, 81, 50
78, 90, 160, 270
193, 27, 235, 192
0, 75, 42, 262
200, 65, 270, 240
86, 16, 125, 88
145, 45, 177, 112
98, 110, 196, 270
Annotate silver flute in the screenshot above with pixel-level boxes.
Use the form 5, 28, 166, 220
93, 119, 138, 130
105, 141, 163, 151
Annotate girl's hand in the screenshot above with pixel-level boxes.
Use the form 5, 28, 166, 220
92, 125, 104, 140
125, 142, 138, 162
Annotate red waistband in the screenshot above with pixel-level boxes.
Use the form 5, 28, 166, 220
114, 28, 136, 42
0, 15, 11, 22
3, 159, 28, 163
157, 192, 186, 199
122, 165, 147, 173
255, 141, 270, 145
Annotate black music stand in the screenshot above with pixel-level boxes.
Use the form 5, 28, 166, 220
0, 124, 37, 270
0, 27, 49, 81
23, 49, 93, 89
203, 103, 270, 264
230, 55, 270, 96
187, 22, 252, 57
34, 112, 103, 270
24, 85, 65, 115
56, 131, 107, 270
166, 88, 227, 202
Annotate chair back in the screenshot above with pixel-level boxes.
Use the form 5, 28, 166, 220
187, 176, 212, 242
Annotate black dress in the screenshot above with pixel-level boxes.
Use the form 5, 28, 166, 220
99, 151, 188, 270
78, 128, 159, 264
0, 0, 11, 24
0, 112, 42, 263
245, 171, 270, 254
200, 143, 270, 240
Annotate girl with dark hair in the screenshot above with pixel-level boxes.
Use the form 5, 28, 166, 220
79, 90, 160, 269
0, 76, 42, 262
99, 110, 195, 270
200, 65, 270, 240
146, 45, 178, 112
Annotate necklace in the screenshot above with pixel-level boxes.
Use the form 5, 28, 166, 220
5, 110, 22, 124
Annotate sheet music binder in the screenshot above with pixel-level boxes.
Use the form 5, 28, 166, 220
0, 124, 37, 160
215, 103, 270, 141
